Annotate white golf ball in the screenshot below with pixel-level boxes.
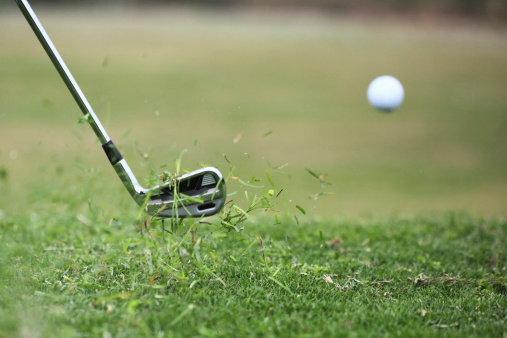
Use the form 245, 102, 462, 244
367, 75, 404, 112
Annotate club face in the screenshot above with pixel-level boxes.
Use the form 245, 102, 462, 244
144, 167, 226, 218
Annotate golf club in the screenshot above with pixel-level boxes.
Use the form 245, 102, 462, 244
15, 0, 227, 218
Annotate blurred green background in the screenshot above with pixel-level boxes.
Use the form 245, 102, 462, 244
0, 1, 506, 218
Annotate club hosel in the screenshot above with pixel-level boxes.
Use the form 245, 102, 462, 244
111, 159, 148, 206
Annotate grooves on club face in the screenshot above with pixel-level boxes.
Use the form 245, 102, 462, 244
15, 0, 226, 219
146, 168, 227, 218
114, 164, 227, 218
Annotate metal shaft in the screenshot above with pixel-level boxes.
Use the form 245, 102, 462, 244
16, 0, 148, 202
16, 0, 110, 144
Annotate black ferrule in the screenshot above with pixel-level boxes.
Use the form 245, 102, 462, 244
102, 140, 123, 165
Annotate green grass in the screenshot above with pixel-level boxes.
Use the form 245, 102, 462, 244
1, 6, 507, 337
1, 8, 507, 217
0, 207, 505, 337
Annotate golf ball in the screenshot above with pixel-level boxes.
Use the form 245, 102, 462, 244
367, 75, 404, 112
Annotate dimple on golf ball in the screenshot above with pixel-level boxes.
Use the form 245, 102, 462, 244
367, 75, 404, 112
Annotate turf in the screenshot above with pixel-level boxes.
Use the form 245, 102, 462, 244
1, 7, 506, 217
0, 209, 505, 337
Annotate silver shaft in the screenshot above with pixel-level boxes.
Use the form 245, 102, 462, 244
16, 0, 148, 202
16, 0, 110, 144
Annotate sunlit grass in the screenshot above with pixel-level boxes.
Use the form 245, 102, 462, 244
0, 206, 505, 336
1, 8, 506, 217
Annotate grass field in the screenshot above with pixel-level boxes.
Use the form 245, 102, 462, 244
0, 210, 506, 336
0, 4, 506, 337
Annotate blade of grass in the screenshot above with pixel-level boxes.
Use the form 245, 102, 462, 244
267, 276, 294, 295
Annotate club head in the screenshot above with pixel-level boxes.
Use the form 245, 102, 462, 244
144, 167, 226, 218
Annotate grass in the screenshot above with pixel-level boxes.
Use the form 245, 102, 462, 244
0, 4, 506, 337
1, 7, 507, 217
0, 207, 505, 337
